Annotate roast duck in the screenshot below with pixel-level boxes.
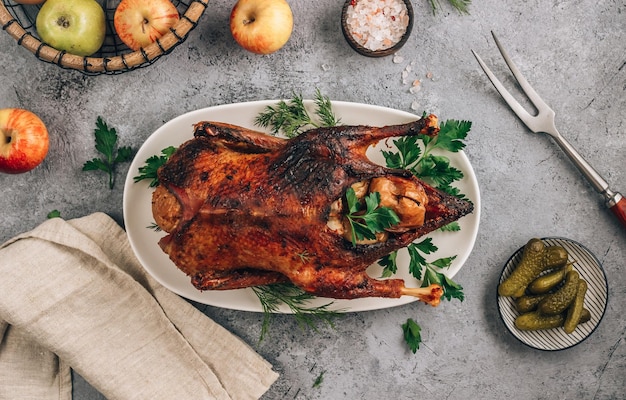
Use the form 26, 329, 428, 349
151, 114, 474, 306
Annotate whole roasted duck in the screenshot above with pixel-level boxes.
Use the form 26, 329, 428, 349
152, 115, 473, 305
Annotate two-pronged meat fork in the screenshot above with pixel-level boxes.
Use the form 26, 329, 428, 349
472, 32, 626, 230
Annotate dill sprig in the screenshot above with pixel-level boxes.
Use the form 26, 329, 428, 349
254, 88, 339, 138
252, 283, 342, 341
429, 0, 471, 15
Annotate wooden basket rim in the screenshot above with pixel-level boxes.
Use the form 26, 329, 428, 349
0, 0, 209, 74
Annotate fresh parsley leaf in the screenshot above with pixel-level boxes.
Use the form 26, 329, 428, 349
423, 119, 470, 153
417, 154, 464, 189
251, 283, 342, 342
382, 136, 422, 170
345, 188, 400, 246
402, 318, 422, 353
82, 117, 134, 189
439, 221, 461, 232
134, 146, 177, 187
47, 210, 61, 219
381, 119, 471, 199
378, 252, 398, 278
400, 238, 464, 302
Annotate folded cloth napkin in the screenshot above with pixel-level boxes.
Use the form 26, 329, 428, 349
0, 212, 279, 400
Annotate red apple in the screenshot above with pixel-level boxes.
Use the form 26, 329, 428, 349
0, 108, 49, 174
114, 0, 180, 51
230, 0, 293, 55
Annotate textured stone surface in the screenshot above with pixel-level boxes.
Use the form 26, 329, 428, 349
1, 0, 625, 399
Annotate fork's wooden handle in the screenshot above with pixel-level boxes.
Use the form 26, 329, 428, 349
609, 195, 626, 230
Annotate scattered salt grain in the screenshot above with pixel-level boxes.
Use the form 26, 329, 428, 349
409, 79, 421, 94
345, 0, 410, 51
392, 54, 404, 64
401, 69, 409, 84
410, 100, 420, 111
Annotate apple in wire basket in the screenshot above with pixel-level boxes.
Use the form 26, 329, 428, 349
114, 0, 180, 51
35, 0, 106, 56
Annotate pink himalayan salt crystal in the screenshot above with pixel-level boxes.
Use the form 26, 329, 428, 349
345, 0, 410, 51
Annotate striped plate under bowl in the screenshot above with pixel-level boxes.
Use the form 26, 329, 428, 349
497, 237, 608, 351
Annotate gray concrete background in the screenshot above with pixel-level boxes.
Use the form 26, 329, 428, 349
1, 0, 625, 399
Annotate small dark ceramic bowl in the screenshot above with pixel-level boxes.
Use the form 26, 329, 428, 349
341, 0, 414, 57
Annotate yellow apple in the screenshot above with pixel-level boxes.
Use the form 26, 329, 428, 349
35, 0, 105, 56
230, 0, 293, 55
114, 0, 180, 51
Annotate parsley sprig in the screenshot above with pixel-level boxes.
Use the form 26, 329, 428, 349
382, 119, 472, 233
134, 146, 177, 187
382, 119, 471, 198
82, 117, 134, 189
345, 188, 400, 246
379, 239, 463, 302
252, 283, 342, 341
402, 318, 422, 354
254, 88, 339, 138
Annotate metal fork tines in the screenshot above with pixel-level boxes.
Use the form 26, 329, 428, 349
472, 32, 623, 212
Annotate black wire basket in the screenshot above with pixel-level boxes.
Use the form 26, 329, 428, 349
0, 0, 208, 75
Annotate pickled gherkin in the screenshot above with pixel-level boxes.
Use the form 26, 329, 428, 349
498, 239, 568, 298
564, 279, 588, 334
515, 293, 549, 313
515, 308, 591, 331
498, 239, 545, 297
537, 270, 580, 315
528, 263, 573, 294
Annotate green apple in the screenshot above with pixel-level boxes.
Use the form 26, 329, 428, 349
36, 0, 106, 57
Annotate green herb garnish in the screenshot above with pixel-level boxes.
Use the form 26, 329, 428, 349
47, 210, 61, 219
252, 283, 342, 342
254, 88, 339, 138
82, 117, 134, 189
134, 146, 177, 187
429, 0, 471, 15
147, 222, 162, 232
345, 188, 400, 246
380, 238, 464, 302
402, 318, 422, 354
312, 371, 325, 388
382, 119, 471, 199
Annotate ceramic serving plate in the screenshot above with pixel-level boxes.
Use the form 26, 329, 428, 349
123, 100, 481, 313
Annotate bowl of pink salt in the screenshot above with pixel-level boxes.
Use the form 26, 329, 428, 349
341, 0, 414, 57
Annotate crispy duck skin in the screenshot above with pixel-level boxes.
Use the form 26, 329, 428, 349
152, 115, 473, 304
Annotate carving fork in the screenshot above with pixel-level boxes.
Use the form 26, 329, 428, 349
472, 32, 626, 230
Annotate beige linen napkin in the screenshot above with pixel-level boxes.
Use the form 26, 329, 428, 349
0, 212, 278, 400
